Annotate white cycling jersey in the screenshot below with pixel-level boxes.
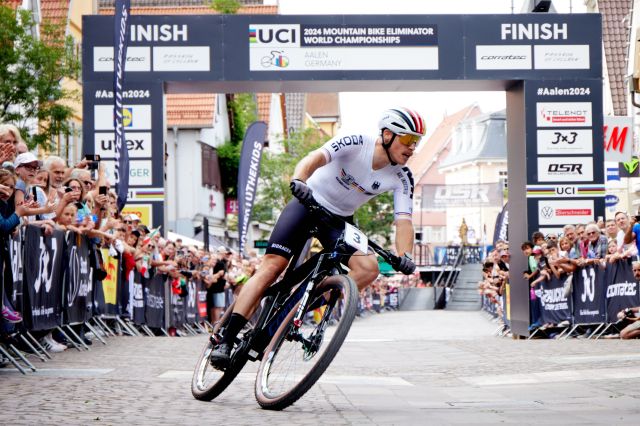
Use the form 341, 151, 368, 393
306, 133, 414, 220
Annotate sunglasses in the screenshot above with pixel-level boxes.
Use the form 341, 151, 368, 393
82, 180, 93, 186
124, 221, 132, 224
397, 134, 422, 147
587, 231, 597, 236
147, 245, 155, 249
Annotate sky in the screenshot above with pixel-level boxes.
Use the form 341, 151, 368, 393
273, 0, 588, 137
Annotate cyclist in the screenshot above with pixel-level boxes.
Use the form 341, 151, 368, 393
211, 107, 424, 368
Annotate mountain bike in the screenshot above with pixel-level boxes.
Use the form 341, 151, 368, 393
191, 196, 407, 410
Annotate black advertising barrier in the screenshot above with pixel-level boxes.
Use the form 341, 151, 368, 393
64, 232, 93, 325
572, 266, 606, 325
539, 273, 572, 325
132, 270, 145, 325
93, 249, 121, 316
605, 259, 640, 321
9, 229, 24, 317
144, 273, 165, 329
197, 279, 208, 321
23, 226, 65, 331
170, 279, 186, 328
119, 257, 131, 318
184, 279, 198, 323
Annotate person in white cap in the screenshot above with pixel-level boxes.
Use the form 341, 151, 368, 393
13, 153, 56, 223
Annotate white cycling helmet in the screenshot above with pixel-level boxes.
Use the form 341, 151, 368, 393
378, 107, 426, 137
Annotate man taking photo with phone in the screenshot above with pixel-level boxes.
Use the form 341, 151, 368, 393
623, 212, 640, 257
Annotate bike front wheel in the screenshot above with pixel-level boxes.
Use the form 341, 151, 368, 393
191, 302, 249, 401
254, 274, 358, 410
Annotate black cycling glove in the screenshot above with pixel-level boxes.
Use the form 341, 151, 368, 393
392, 254, 416, 275
290, 179, 313, 202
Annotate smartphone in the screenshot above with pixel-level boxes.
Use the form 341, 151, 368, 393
31, 186, 37, 201
99, 186, 107, 195
635, 215, 640, 222
64, 186, 73, 193
84, 154, 101, 162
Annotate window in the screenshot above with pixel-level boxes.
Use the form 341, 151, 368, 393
201, 144, 221, 189
499, 170, 508, 190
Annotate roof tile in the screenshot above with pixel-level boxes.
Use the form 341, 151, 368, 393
600, 0, 633, 116
166, 93, 216, 127
99, 4, 277, 15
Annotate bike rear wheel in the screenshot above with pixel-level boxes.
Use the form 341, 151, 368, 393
191, 302, 250, 401
254, 274, 358, 410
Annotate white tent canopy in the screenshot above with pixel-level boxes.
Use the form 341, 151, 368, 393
167, 231, 204, 249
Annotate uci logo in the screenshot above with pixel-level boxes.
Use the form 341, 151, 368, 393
250, 25, 298, 46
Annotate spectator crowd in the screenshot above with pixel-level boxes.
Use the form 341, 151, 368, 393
479, 212, 640, 339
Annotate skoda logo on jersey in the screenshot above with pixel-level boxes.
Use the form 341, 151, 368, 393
372, 181, 380, 190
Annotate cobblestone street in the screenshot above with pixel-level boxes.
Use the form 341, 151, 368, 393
3, 311, 640, 425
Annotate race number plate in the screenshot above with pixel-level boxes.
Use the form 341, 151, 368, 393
344, 223, 368, 253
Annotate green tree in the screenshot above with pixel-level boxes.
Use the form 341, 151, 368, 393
252, 129, 326, 224
0, 6, 80, 149
217, 93, 257, 197
353, 192, 394, 246
210, 0, 242, 14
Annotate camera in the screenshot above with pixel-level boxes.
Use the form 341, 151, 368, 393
635, 215, 640, 222
624, 307, 636, 318
84, 154, 100, 172
179, 270, 193, 279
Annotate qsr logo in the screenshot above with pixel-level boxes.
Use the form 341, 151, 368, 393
537, 102, 592, 128
250, 25, 300, 47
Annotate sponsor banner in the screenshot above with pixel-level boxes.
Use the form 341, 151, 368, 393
619, 157, 640, 178
605, 259, 640, 321
184, 280, 198, 323
604, 116, 634, 163
93, 46, 151, 72
573, 266, 606, 325
170, 292, 186, 327
539, 274, 572, 325
238, 122, 268, 256
421, 183, 504, 210
94, 104, 152, 130
100, 248, 120, 312
121, 204, 153, 227
226, 198, 239, 214
250, 46, 438, 71
492, 202, 508, 245
64, 233, 92, 325
606, 165, 620, 182
102, 160, 153, 186
9, 230, 24, 315
198, 282, 208, 320
152, 46, 211, 71
537, 157, 593, 182
144, 274, 165, 329
129, 187, 165, 202
536, 102, 592, 127
132, 271, 145, 325
538, 199, 594, 225
475, 45, 531, 70
249, 23, 439, 71
536, 129, 592, 155
604, 194, 619, 207
23, 226, 65, 331
526, 184, 605, 198
94, 132, 152, 158
533, 44, 590, 69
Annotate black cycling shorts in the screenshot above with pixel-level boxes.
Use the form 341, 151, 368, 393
265, 198, 356, 260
